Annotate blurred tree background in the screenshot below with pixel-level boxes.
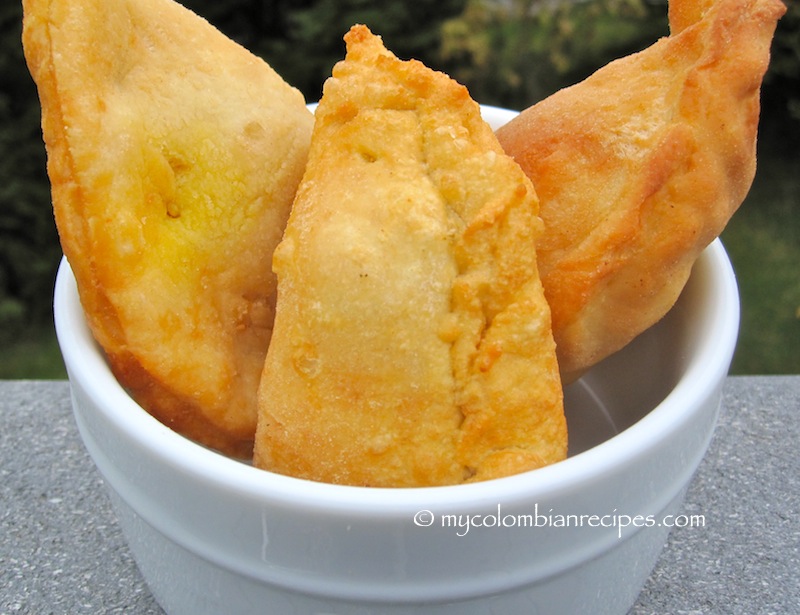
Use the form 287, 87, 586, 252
1, 0, 798, 378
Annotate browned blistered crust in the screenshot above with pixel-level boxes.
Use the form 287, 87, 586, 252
496, 0, 786, 382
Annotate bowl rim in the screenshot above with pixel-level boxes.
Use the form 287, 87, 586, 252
53, 235, 739, 515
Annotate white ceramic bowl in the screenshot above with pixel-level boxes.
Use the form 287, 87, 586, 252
54, 106, 739, 615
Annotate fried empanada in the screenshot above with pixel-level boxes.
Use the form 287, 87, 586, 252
254, 25, 566, 487
23, 0, 313, 457
496, 0, 785, 382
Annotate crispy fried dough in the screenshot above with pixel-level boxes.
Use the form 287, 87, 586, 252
254, 25, 566, 487
496, 0, 785, 382
23, 0, 313, 457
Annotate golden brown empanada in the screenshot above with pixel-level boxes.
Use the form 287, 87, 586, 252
254, 25, 566, 487
496, 0, 785, 382
23, 0, 313, 457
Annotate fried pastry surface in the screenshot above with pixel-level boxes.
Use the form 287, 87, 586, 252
254, 25, 566, 487
23, 0, 313, 457
496, 0, 785, 382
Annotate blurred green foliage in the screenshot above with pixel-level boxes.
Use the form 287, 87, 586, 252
1, 3, 62, 346
767, 0, 800, 125
180, 0, 468, 100
1, 0, 798, 377
722, 151, 800, 374
437, 0, 669, 109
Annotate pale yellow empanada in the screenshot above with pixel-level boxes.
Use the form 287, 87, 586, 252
254, 25, 566, 487
23, 0, 314, 456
